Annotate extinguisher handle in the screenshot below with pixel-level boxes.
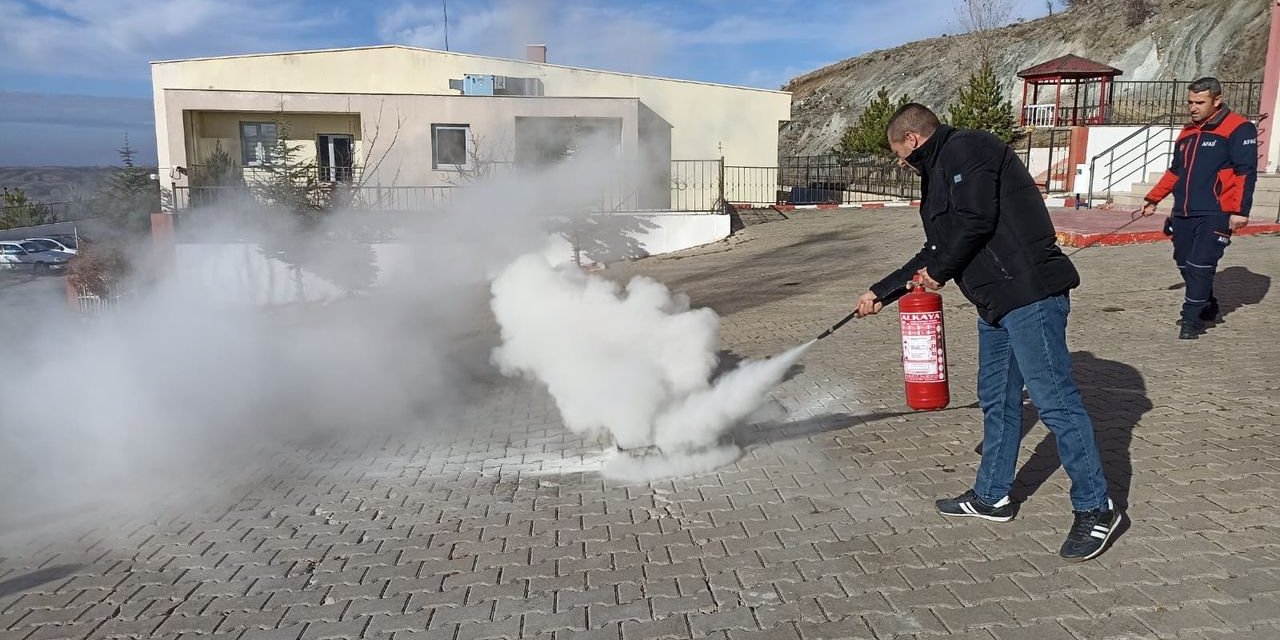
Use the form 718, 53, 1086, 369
877, 284, 910, 306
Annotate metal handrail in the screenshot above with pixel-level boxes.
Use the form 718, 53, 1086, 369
1087, 113, 1182, 203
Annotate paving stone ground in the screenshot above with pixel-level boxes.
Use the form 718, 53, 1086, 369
2, 209, 1278, 640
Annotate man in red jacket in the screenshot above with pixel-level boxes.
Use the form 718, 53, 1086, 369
1141, 77, 1257, 339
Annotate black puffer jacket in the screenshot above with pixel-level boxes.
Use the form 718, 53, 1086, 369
870, 125, 1079, 323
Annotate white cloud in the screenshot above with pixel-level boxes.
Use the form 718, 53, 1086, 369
377, 0, 677, 76
372, 0, 1055, 84
0, 0, 345, 78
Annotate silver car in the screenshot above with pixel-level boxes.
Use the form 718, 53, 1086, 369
24, 237, 78, 254
0, 241, 71, 274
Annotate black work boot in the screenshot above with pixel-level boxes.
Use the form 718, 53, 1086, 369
1199, 299, 1220, 322
1178, 321, 1206, 340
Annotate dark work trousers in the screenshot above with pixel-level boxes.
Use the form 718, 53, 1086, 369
1171, 214, 1233, 327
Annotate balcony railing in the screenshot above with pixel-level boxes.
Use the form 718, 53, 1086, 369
172, 160, 732, 214
171, 155, 927, 215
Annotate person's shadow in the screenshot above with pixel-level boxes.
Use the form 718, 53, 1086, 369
1212, 266, 1271, 323
1005, 351, 1151, 511
1165, 266, 1270, 322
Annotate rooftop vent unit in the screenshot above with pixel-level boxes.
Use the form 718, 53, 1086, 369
454, 74, 545, 97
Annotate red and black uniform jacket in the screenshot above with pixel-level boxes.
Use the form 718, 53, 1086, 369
1145, 106, 1258, 217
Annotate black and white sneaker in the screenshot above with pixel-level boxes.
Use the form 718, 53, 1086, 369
935, 489, 1015, 522
1059, 499, 1124, 562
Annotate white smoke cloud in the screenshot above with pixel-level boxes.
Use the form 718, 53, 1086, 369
490, 251, 812, 481
0, 138, 630, 535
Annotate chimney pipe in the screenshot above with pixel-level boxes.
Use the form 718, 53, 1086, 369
526, 44, 547, 63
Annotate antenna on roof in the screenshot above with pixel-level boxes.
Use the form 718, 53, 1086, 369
443, 0, 450, 51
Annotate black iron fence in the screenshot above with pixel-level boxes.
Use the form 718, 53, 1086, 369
1022, 80, 1264, 127
777, 154, 921, 202
1108, 80, 1263, 125
1016, 128, 1073, 193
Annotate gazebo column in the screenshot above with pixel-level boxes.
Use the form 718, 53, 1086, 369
1054, 78, 1063, 127
1021, 81, 1029, 125
1072, 79, 1081, 125
1098, 77, 1109, 124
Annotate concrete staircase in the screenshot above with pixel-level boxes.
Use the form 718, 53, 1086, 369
1109, 172, 1280, 219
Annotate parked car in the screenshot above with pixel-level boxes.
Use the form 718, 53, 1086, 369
24, 236, 77, 254
0, 241, 72, 273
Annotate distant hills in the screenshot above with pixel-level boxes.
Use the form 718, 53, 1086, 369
0, 166, 146, 204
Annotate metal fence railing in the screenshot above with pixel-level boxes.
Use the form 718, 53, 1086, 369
171, 184, 460, 212
1016, 128, 1073, 193
174, 160, 733, 215
185, 164, 367, 186
172, 156, 931, 215
1086, 114, 1182, 203
723, 166, 780, 206
1020, 80, 1263, 127
779, 154, 921, 201
2, 200, 99, 227
1108, 80, 1263, 124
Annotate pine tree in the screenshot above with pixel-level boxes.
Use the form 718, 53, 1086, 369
948, 61, 1019, 143
833, 87, 911, 161
97, 135, 161, 235
0, 187, 52, 230
250, 121, 334, 223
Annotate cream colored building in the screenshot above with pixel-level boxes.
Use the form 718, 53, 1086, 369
151, 45, 792, 211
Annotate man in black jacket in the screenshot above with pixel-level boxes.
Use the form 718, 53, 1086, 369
854, 104, 1121, 561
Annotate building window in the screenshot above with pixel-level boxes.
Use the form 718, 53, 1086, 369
432, 124, 470, 170
240, 122, 278, 166
317, 134, 355, 182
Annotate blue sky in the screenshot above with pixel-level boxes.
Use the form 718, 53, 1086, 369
0, 0, 1050, 166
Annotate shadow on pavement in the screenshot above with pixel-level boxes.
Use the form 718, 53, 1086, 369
1008, 350, 1151, 511
1214, 266, 1271, 323
0, 565, 80, 598
729, 401, 979, 449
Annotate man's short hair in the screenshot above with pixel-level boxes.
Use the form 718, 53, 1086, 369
887, 103, 941, 143
1188, 77, 1223, 98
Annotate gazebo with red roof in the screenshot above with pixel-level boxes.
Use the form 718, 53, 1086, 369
1017, 54, 1123, 127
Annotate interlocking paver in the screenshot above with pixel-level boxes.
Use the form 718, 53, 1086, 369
1, 212, 1277, 640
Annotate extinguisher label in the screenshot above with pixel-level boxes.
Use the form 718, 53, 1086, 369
901, 311, 947, 383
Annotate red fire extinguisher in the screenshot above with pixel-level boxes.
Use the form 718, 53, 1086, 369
899, 277, 950, 411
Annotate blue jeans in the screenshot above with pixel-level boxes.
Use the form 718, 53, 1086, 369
974, 294, 1110, 512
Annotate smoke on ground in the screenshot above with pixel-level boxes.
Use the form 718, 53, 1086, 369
0, 138, 630, 534
491, 252, 810, 481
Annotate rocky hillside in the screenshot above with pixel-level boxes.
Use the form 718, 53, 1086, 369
781, 0, 1269, 157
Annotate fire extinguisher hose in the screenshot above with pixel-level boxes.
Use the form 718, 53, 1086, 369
814, 285, 910, 341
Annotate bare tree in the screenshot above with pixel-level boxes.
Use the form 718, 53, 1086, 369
352, 100, 407, 190
439, 132, 514, 190
955, 0, 1016, 65
1123, 0, 1153, 27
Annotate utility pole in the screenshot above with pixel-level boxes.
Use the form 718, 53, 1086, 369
443, 0, 450, 51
